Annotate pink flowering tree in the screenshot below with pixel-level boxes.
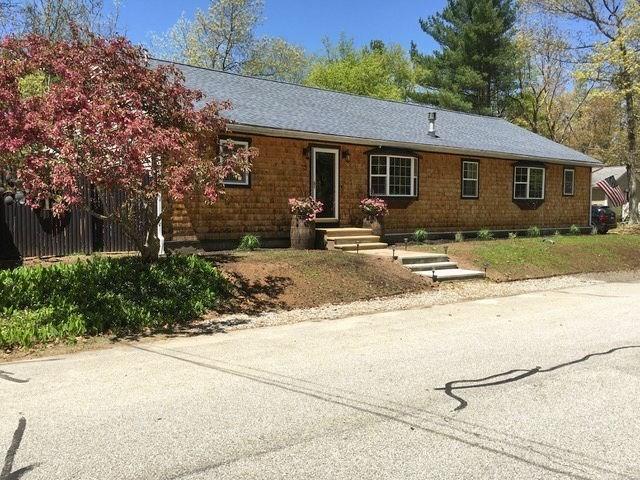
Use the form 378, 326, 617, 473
0, 33, 256, 261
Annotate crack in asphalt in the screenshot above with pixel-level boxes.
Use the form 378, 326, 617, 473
437, 345, 640, 412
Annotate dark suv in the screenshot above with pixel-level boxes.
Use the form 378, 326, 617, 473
591, 205, 617, 234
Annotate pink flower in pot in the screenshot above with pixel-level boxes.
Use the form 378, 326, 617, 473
289, 197, 324, 249
288, 197, 324, 222
359, 197, 388, 236
359, 197, 388, 219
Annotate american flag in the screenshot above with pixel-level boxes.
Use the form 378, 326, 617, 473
596, 175, 627, 207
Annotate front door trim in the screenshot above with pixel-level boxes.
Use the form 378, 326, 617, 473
311, 146, 340, 223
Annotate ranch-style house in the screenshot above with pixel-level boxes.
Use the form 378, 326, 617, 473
160, 60, 600, 250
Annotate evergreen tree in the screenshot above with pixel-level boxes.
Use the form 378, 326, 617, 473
411, 0, 518, 115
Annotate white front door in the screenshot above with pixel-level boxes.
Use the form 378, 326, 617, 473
311, 147, 339, 222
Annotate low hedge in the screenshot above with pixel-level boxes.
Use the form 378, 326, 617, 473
0, 255, 229, 349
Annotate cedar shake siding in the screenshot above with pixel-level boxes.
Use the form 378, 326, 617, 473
166, 134, 591, 243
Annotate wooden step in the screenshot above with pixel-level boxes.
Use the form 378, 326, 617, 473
335, 242, 389, 251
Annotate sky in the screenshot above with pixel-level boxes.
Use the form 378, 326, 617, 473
111, 0, 447, 55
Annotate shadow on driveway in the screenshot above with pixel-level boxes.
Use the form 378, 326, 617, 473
1, 417, 37, 480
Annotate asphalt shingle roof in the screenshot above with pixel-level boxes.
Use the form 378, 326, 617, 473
153, 59, 601, 166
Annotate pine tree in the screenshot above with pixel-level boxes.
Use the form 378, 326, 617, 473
411, 0, 518, 115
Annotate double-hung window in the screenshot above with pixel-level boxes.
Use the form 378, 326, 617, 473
513, 166, 545, 200
563, 168, 575, 196
369, 155, 417, 197
220, 138, 250, 187
461, 160, 479, 198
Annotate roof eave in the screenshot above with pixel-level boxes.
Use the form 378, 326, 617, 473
229, 124, 602, 167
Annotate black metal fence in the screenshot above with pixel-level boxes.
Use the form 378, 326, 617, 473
0, 200, 134, 260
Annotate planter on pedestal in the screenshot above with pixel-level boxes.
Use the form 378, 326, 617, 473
290, 217, 316, 249
363, 216, 384, 237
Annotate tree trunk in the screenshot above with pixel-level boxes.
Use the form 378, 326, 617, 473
138, 213, 163, 262
140, 231, 161, 262
90, 188, 164, 261
617, 34, 639, 224
110, 210, 162, 262
624, 88, 638, 224
629, 166, 639, 223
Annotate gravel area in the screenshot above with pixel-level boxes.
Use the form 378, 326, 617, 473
204, 269, 640, 332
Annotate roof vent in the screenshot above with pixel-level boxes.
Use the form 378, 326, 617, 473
428, 112, 437, 137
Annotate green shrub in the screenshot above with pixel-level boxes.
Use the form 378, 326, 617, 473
508, 232, 518, 240
569, 224, 581, 235
413, 228, 428, 243
455, 232, 465, 242
527, 226, 541, 237
0, 255, 229, 349
476, 229, 494, 241
237, 234, 261, 251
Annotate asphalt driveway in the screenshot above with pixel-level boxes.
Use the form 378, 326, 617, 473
1, 279, 639, 479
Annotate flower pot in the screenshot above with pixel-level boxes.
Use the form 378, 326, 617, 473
363, 216, 384, 237
290, 217, 316, 249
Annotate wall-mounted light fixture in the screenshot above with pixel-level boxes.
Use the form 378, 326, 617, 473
303, 147, 311, 159
342, 149, 351, 162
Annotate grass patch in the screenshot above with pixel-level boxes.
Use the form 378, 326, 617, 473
0, 255, 228, 350
410, 234, 640, 281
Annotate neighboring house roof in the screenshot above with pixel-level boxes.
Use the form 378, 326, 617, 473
592, 165, 628, 188
152, 59, 601, 167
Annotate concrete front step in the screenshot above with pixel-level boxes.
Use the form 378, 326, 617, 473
404, 261, 458, 272
417, 269, 485, 281
336, 242, 389, 251
399, 254, 450, 265
317, 228, 373, 237
327, 235, 381, 246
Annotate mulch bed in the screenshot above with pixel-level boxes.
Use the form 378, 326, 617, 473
207, 249, 432, 314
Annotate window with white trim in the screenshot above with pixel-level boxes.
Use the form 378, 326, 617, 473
461, 160, 479, 198
369, 155, 417, 197
514, 166, 545, 200
220, 139, 250, 186
563, 168, 575, 196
